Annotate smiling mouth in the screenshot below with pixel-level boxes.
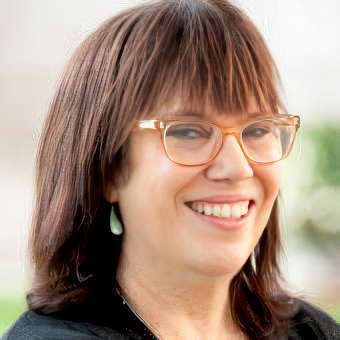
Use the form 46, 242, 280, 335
186, 201, 252, 220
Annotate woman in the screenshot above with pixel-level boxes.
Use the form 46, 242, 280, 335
4, 0, 339, 339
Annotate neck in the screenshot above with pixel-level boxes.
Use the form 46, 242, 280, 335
116, 250, 242, 340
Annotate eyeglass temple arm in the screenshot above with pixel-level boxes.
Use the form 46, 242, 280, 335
272, 115, 300, 130
292, 116, 300, 130
137, 120, 164, 130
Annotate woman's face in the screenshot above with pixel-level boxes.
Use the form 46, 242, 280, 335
109, 101, 285, 277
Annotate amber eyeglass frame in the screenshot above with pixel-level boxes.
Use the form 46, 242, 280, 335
136, 115, 300, 166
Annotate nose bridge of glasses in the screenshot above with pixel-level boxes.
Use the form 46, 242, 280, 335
220, 125, 242, 135
219, 126, 242, 145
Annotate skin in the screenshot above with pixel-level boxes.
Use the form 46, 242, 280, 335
106, 102, 285, 340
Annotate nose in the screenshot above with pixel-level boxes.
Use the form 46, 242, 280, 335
205, 135, 253, 182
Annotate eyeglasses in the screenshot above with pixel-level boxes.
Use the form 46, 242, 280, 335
136, 115, 300, 166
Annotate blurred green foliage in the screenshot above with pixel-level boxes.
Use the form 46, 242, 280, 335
324, 304, 340, 323
0, 298, 26, 336
304, 123, 340, 187
333, 310, 340, 323
298, 123, 340, 262
301, 219, 340, 264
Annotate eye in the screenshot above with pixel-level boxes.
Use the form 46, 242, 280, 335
243, 127, 270, 138
167, 125, 211, 139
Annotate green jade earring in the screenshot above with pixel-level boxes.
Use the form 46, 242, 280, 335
110, 206, 123, 235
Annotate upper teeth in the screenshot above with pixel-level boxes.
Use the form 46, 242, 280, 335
190, 201, 249, 219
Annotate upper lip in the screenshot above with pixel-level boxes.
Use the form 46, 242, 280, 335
187, 195, 253, 204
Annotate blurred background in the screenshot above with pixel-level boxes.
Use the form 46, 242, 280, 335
1, 0, 339, 334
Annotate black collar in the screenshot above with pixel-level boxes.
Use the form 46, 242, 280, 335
50, 288, 159, 340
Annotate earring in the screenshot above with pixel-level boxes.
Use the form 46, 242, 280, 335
251, 248, 257, 273
110, 206, 123, 235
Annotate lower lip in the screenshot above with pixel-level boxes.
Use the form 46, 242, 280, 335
185, 202, 253, 230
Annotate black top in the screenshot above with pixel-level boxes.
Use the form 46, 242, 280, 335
3, 289, 340, 340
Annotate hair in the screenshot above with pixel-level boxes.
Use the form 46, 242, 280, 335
28, 0, 297, 338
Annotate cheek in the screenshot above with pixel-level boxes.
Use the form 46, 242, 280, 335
255, 161, 285, 204
129, 131, 201, 194
118, 132, 200, 228
249, 162, 284, 245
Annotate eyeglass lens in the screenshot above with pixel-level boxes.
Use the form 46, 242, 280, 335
164, 120, 296, 165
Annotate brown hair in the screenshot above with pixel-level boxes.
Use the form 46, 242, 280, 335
28, 0, 295, 337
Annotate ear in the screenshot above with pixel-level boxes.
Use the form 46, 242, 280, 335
103, 181, 119, 203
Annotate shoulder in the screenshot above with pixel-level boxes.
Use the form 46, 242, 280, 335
2, 310, 128, 340
290, 301, 340, 339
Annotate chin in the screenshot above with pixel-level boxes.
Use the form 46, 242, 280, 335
184, 247, 251, 278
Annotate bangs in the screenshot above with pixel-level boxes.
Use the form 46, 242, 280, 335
113, 0, 285, 121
